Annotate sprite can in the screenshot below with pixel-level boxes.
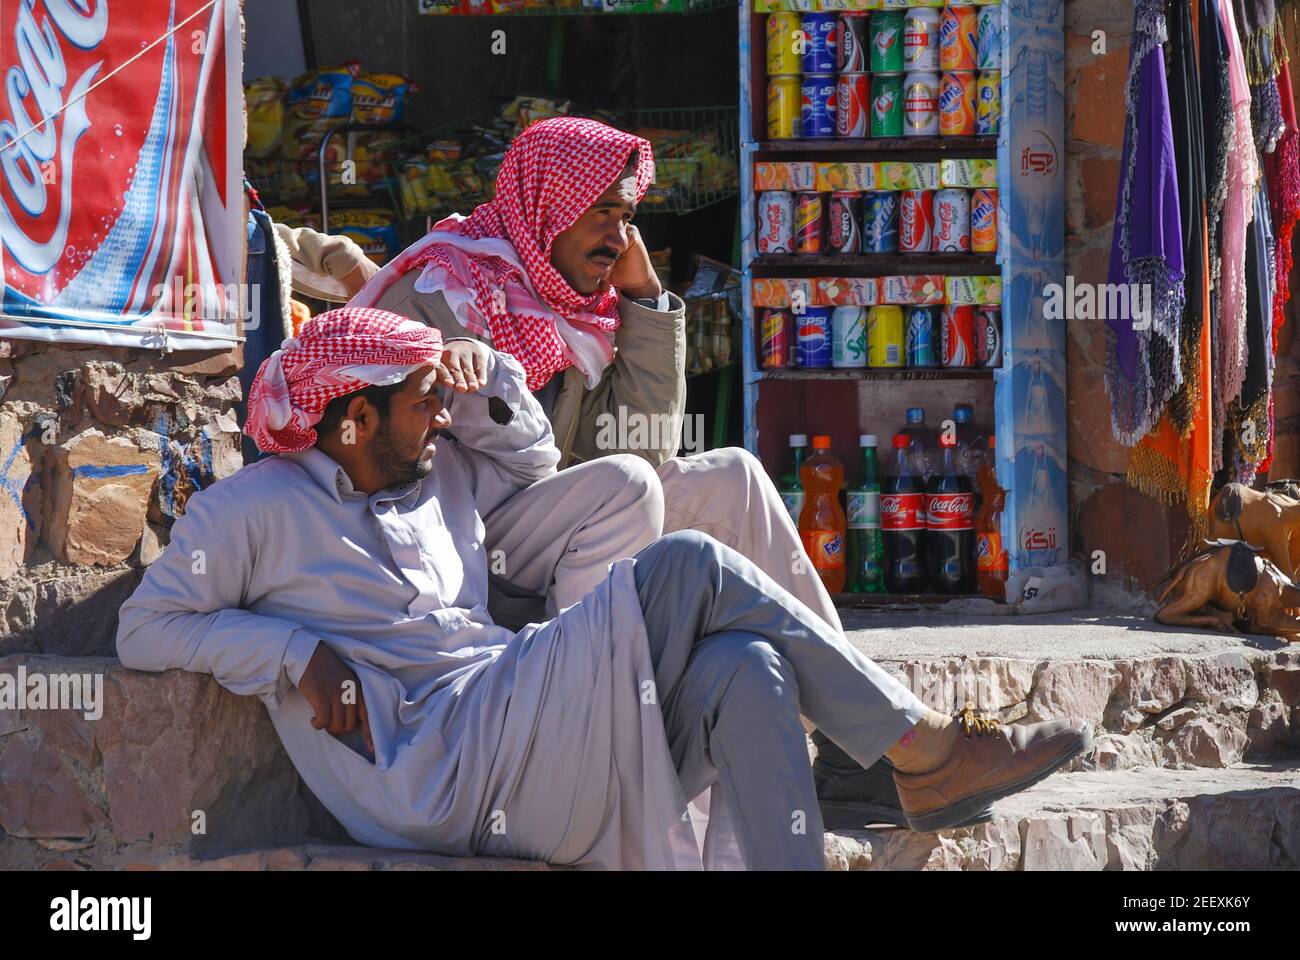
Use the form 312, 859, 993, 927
870, 10, 905, 73
870, 73, 903, 137
832, 306, 868, 368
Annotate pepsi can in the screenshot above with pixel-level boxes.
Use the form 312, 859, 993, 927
801, 13, 839, 74
828, 192, 863, 253
905, 306, 938, 367
796, 307, 834, 368
863, 191, 899, 253
801, 75, 837, 139
976, 306, 1002, 367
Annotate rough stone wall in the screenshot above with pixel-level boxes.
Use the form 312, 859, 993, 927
0, 340, 245, 659
1064, 2, 1300, 591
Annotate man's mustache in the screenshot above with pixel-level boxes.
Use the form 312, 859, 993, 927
588, 247, 620, 260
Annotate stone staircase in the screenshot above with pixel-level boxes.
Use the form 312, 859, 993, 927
2, 605, 1298, 871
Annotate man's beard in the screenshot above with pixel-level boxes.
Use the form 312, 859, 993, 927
369, 420, 434, 489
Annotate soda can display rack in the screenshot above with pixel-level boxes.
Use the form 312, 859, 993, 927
738, 0, 1069, 579
417, 0, 735, 15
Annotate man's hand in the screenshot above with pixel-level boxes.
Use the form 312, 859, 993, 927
605, 224, 663, 302
298, 643, 374, 755
438, 339, 490, 393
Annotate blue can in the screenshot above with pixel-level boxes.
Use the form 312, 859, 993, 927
905, 306, 937, 367
795, 307, 833, 368
800, 75, 837, 138
863, 191, 899, 253
800, 12, 838, 74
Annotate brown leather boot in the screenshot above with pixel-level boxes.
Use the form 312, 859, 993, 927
893, 705, 1091, 833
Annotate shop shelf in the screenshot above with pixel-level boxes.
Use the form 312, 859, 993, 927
835, 592, 997, 608
419, 0, 735, 15
752, 254, 998, 275
755, 137, 998, 155
758, 367, 996, 382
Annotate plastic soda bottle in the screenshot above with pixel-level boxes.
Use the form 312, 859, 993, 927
882, 433, 928, 593
846, 434, 886, 592
975, 434, 1009, 599
779, 434, 809, 526
799, 435, 847, 594
900, 406, 938, 481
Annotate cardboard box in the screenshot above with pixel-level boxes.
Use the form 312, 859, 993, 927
752, 277, 817, 308
815, 162, 874, 192
754, 161, 818, 192
817, 276, 881, 306
940, 158, 998, 189
881, 274, 946, 305
944, 275, 1003, 305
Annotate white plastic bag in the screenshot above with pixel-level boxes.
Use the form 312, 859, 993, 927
1005, 560, 1089, 614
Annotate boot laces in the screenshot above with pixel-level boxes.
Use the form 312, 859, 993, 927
956, 701, 1001, 738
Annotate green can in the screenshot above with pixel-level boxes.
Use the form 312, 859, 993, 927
870, 10, 905, 74
870, 73, 904, 137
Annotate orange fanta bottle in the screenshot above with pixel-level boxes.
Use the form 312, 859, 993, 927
799, 435, 847, 594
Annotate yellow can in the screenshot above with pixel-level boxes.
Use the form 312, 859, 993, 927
767, 76, 801, 140
867, 305, 906, 367
766, 13, 802, 77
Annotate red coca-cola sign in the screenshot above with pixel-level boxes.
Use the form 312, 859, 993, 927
926, 492, 974, 530
1, 1, 243, 347
881, 492, 925, 530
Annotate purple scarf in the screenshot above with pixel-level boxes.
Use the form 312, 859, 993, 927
1104, 0, 1186, 446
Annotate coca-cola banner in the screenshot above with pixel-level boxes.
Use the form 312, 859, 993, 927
1, 0, 244, 351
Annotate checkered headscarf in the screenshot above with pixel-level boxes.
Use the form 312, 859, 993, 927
350, 117, 655, 391
244, 307, 444, 454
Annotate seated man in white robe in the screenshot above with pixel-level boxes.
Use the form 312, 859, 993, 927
116, 307, 1090, 870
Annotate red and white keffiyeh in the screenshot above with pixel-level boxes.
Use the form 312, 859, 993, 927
350, 117, 655, 391
244, 307, 444, 454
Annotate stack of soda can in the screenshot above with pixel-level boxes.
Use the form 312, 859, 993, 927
765, 8, 1001, 141
755, 186, 997, 256
759, 302, 1001, 371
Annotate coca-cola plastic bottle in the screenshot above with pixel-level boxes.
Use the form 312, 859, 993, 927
926, 434, 976, 593
899, 407, 938, 482
882, 434, 927, 594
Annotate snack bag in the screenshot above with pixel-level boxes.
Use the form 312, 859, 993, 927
245, 77, 287, 158
350, 73, 417, 124
286, 62, 359, 121
330, 209, 400, 264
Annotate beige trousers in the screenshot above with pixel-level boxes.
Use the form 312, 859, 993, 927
483, 447, 842, 636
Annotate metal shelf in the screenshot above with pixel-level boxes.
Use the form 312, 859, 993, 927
756, 137, 998, 155
424, 0, 735, 15
760, 367, 997, 382
752, 254, 998, 275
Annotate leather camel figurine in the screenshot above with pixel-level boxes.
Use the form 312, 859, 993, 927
1207, 481, 1300, 579
1154, 539, 1300, 642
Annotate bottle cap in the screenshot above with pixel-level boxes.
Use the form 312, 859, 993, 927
987, 434, 996, 448
812, 435, 832, 450
861, 434, 877, 447
790, 434, 808, 446
953, 405, 971, 423
892, 434, 911, 449
939, 434, 956, 448
906, 407, 924, 422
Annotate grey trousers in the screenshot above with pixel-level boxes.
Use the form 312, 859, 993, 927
632, 530, 928, 870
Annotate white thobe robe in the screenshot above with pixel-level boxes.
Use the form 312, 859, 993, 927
116, 347, 701, 869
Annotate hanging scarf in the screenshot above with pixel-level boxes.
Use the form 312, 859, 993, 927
1130, 0, 1214, 544
1225, 185, 1277, 481
1265, 53, 1300, 353
351, 117, 655, 392
1105, 0, 1185, 446
1216, 0, 1259, 433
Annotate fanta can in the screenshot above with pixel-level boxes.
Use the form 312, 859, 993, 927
800, 435, 847, 594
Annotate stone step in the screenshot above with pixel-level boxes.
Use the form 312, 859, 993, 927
842, 605, 1300, 771
826, 763, 1300, 870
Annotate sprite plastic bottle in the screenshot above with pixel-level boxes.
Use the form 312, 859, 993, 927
846, 434, 886, 592
779, 434, 809, 527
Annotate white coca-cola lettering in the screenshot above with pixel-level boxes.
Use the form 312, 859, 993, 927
0, 0, 107, 274
927, 492, 974, 529
881, 492, 924, 529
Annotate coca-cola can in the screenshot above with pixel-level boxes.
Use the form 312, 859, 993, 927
827, 192, 863, 253
756, 191, 795, 254
836, 73, 871, 138
941, 304, 977, 367
796, 192, 826, 254
975, 306, 1002, 367
838, 13, 871, 73
933, 188, 971, 252
898, 189, 934, 253
761, 308, 793, 369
